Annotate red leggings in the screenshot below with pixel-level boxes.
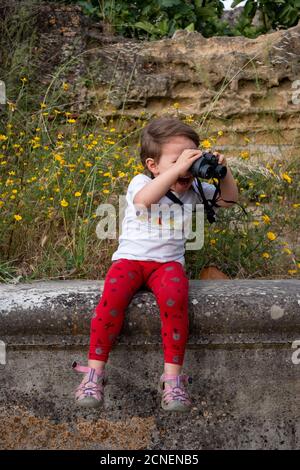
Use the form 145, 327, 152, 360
89, 258, 190, 366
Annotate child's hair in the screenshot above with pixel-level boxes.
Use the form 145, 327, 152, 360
140, 116, 200, 175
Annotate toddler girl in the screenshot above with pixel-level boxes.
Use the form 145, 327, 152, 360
72, 116, 238, 412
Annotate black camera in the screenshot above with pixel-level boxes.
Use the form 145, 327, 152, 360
190, 151, 227, 180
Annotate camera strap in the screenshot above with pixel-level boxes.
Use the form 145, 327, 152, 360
150, 172, 184, 207
193, 177, 248, 223
192, 177, 220, 223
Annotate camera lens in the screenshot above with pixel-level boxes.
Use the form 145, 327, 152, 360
201, 164, 215, 179
190, 157, 201, 177
190, 152, 227, 180
214, 165, 227, 179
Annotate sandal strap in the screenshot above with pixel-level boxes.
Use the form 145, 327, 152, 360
72, 361, 106, 379
163, 388, 190, 402
161, 375, 192, 404
77, 382, 101, 391
161, 373, 192, 385
160, 373, 192, 403
76, 381, 104, 399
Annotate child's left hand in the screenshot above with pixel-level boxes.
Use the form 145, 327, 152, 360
212, 151, 227, 167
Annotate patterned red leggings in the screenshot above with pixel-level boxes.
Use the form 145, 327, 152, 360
89, 258, 190, 366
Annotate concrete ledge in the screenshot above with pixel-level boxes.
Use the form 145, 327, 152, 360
1, 279, 300, 450
0, 279, 300, 342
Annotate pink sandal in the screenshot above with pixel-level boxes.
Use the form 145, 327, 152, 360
158, 373, 193, 412
72, 361, 108, 408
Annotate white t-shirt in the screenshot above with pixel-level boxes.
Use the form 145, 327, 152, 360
111, 173, 219, 267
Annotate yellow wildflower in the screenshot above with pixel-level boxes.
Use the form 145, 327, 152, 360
282, 173, 292, 184
60, 199, 68, 207
8, 101, 16, 111
14, 214, 22, 221
201, 139, 211, 149
288, 269, 297, 275
240, 151, 249, 160
267, 231, 276, 241
262, 214, 271, 224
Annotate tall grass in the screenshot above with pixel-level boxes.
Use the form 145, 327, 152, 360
0, 0, 299, 282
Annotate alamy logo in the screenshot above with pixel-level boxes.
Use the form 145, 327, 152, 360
291, 340, 300, 365
0, 340, 6, 365
95, 196, 205, 250
0, 80, 6, 105
292, 80, 300, 105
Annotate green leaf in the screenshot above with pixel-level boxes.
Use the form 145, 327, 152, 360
196, 6, 218, 20
194, 0, 204, 9
231, 0, 245, 7
243, 0, 257, 19
278, 5, 295, 22
158, 0, 182, 8
185, 22, 195, 31
78, 1, 97, 16
141, 5, 153, 16
134, 21, 157, 34
156, 18, 169, 35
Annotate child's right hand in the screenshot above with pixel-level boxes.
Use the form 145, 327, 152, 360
173, 149, 204, 178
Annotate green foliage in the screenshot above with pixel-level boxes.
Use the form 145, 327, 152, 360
59, 0, 300, 40
62, 0, 227, 39
232, 0, 300, 37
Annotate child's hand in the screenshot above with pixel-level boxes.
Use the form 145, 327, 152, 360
212, 151, 227, 167
173, 149, 203, 177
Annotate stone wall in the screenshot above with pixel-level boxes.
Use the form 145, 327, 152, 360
0, 279, 300, 449
23, 2, 299, 160
3, 2, 300, 159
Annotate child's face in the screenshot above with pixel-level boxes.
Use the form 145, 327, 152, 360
146, 135, 197, 193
